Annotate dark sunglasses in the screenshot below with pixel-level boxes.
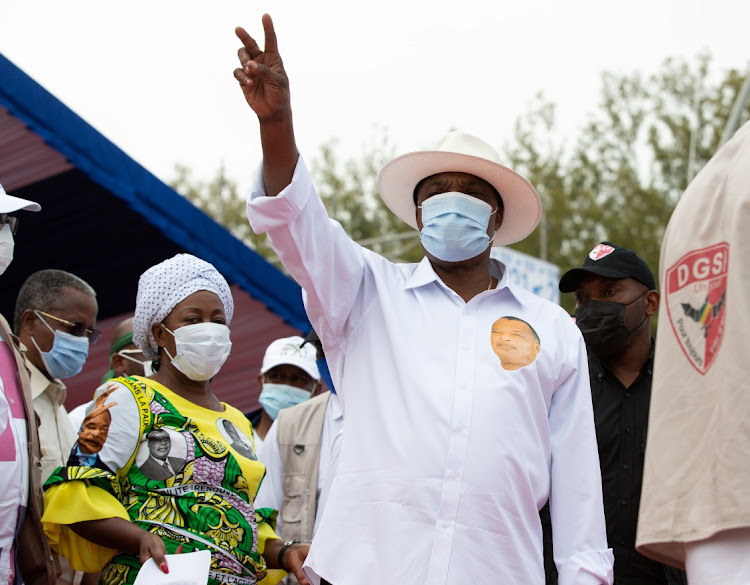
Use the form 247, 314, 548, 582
35, 310, 102, 344
0, 214, 19, 235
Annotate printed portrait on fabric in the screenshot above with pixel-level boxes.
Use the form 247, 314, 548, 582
490, 316, 541, 371
217, 418, 256, 460
67, 387, 118, 470
135, 427, 188, 480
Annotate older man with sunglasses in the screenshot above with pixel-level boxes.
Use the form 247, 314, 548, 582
13, 269, 99, 585
13, 269, 100, 485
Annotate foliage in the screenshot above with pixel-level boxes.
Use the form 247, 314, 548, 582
505, 54, 750, 314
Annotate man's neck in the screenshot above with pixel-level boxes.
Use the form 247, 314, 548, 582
255, 409, 274, 440
429, 254, 493, 303
603, 333, 653, 389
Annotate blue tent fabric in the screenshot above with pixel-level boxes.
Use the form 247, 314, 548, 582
0, 52, 309, 332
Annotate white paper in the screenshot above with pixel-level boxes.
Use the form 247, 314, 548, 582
134, 550, 211, 585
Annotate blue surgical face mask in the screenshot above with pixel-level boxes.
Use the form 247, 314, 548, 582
258, 383, 312, 420
418, 192, 496, 262
31, 315, 90, 379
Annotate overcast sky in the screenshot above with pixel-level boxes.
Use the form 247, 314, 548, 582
1, 0, 748, 197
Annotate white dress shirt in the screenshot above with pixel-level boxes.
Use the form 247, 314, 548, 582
256, 392, 344, 536
247, 157, 613, 585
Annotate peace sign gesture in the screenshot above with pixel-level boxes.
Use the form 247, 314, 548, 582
234, 14, 290, 121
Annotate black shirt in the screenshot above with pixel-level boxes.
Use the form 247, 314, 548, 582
589, 344, 667, 584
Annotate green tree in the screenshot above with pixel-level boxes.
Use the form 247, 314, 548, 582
506, 54, 750, 314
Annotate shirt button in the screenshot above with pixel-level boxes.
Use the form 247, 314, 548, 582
622, 464, 629, 470
625, 427, 632, 433
455, 425, 465, 433
448, 471, 458, 480
461, 344, 471, 351
625, 392, 631, 398
620, 499, 628, 506
441, 521, 450, 529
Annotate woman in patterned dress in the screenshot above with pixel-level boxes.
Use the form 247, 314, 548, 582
42, 254, 310, 585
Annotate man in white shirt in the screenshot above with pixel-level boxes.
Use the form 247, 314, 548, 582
234, 15, 613, 585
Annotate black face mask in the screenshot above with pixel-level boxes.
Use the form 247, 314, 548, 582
574, 293, 647, 357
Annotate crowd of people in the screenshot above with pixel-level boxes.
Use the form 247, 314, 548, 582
1, 11, 748, 585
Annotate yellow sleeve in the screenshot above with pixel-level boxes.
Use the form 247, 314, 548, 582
257, 521, 285, 585
42, 481, 130, 572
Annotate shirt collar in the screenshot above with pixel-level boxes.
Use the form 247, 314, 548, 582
28, 358, 66, 401
404, 257, 528, 309
588, 338, 656, 380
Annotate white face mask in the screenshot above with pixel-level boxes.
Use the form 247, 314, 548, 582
162, 322, 232, 381
0, 224, 14, 275
117, 349, 153, 376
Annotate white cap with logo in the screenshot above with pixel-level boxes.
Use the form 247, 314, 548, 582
260, 335, 320, 380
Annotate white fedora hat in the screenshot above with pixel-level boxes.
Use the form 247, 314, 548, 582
377, 131, 542, 246
0, 183, 41, 214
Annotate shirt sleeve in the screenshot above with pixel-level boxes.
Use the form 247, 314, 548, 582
548, 323, 614, 585
42, 482, 129, 572
255, 420, 284, 534
246, 157, 370, 355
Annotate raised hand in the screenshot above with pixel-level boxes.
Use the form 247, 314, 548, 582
234, 14, 290, 121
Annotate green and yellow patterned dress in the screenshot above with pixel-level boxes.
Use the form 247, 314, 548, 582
42, 376, 284, 585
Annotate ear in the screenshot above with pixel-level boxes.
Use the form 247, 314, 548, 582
111, 353, 125, 377
494, 208, 504, 232
312, 380, 324, 396
19, 309, 38, 337
644, 290, 660, 316
257, 372, 264, 389
151, 322, 168, 348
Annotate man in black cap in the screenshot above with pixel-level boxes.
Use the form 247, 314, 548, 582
552, 242, 685, 585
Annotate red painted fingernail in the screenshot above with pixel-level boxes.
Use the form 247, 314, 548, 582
160, 563, 169, 574
176, 545, 183, 554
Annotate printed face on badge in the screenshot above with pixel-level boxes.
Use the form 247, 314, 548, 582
490, 316, 541, 371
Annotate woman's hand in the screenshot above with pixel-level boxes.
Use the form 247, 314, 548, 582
138, 531, 169, 573
71, 518, 170, 574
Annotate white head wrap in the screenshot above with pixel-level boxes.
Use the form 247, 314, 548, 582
133, 254, 234, 359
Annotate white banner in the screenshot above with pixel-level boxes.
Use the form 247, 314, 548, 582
490, 247, 560, 305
